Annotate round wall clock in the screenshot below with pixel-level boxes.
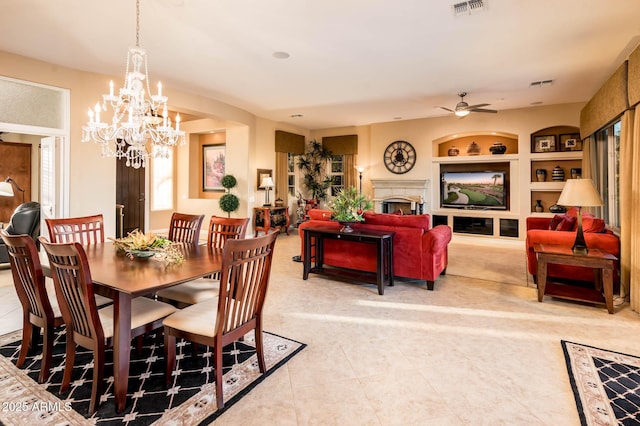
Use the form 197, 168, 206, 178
383, 140, 416, 174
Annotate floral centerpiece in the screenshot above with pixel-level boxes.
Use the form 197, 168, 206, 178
329, 187, 373, 232
110, 229, 184, 264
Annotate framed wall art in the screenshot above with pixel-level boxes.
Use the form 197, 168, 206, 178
560, 133, 582, 151
203, 144, 226, 191
532, 135, 556, 153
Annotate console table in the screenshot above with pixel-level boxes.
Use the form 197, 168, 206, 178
534, 243, 617, 314
253, 206, 290, 236
302, 225, 394, 295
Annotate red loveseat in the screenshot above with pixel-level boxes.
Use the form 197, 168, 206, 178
298, 209, 452, 290
525, 208, 620, 285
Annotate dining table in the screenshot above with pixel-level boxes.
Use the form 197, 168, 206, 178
42, 242, 223, 413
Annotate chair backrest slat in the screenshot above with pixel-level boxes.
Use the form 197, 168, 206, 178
207, 216, 249, 249
168, 213, 205, 245
1, 230, 52, 320
216, 232, 277, 336
46, 214, 105, 245
39, 238, 104, 342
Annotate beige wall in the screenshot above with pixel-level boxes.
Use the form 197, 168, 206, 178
1, 49, 585, 240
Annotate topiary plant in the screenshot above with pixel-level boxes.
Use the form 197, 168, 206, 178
219, 174, 239, 217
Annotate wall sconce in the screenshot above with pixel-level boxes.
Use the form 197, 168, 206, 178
260, 176, 274, 206
0, 177, 25, 203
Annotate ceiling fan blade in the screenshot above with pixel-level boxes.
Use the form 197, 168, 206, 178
469, 108, 498, 113
466, 103, 490, 109
439, 106, 455, 113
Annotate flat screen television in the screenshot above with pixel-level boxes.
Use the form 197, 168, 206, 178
441, 170, 507, 210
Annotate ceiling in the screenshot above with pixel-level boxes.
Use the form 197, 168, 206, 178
2, 0, 640, 130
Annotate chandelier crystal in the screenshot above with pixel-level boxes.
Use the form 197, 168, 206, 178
81, 0, 185, 169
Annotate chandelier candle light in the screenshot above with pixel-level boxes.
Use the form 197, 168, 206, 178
81, 0, 185, 169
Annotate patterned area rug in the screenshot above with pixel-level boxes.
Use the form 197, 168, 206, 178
0, 329, 305, 425
562, 340, 640, 425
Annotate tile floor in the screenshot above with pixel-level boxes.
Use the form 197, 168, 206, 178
1, 232, 639, 425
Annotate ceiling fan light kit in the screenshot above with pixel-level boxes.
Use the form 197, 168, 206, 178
440, 92, 497, 116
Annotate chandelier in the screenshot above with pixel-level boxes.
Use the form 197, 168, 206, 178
81, 0, 185, 168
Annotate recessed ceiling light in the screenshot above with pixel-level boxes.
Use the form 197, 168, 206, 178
290, 114, 303, 118
273, 51, 290, 59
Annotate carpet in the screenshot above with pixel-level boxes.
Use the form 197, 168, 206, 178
562, 340, 640, 425
0, 329, 305, 425
446, 241, 529, 286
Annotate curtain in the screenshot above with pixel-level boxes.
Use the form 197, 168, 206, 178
620, 107, 640, 307
343, 155, 355, 190
275, 152, 289, 204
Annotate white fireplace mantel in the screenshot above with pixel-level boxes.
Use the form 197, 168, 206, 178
370, 179, 430, 213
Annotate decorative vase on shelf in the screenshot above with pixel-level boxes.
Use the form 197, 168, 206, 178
447, 145, 460, 156
570, 168, 582, 179
552, 165, 565, 181
536, 169, 547, 182
549, 203, 567, 213
535, 200, 544, 213
489, 142, 507, 155
467, 141, 481, 155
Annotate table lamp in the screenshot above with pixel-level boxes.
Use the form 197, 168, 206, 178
0, 177, 25, 203
556, 178, 603, 255
261, 176, 274, 206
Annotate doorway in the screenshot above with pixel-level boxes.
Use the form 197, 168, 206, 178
116, 157, 145, 237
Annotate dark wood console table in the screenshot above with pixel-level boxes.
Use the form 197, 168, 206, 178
302, 225, 394, 295
254, 206, 290, 236
534, 243, 617, 314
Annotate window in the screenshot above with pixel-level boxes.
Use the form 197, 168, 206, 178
329, 154, 344, 196
151, 151, 174, 211
593, 120, 620, 229
287, 153, 296, 197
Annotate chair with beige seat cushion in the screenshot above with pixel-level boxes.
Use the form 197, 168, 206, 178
40, 238, 177, 415
0, 230, 110, 383
168, 212, 205, 245
156, 216, 249, 308
163, 231, 278, 410
45, 214, 105, 244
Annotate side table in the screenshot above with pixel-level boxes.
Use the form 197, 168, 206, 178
254, 206, 290, 236
534, 243, 617, 314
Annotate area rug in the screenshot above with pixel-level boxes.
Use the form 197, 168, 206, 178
562, 340, 640, 425
0, 329, 305, 425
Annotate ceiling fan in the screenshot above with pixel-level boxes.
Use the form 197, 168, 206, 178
440, 92, 497, 117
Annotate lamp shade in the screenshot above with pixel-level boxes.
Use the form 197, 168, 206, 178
0, 181, 14, 197
557, 178, 603, 207
260, 176, 274, 188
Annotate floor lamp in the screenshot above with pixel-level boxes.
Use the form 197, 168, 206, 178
0, 177, 25, 203
356, 166, 365, 195
556, 178, 603, 254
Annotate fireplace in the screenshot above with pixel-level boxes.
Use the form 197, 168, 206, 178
371, 179, 429, 215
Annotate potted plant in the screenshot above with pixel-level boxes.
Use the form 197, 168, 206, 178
297, 140, 334, 204
219, 174, 239, 217
329, 186, 373, 232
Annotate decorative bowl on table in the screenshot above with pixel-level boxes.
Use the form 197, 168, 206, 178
109, 229, 184, 264
329, 187, 374, 233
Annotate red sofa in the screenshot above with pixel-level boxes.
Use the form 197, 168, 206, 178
298, 209, 452, 290
525, 208, 620, 285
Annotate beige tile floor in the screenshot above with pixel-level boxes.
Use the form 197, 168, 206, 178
1, 232, 639, 425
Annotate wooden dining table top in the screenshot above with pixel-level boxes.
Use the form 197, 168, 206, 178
41, 242, 224, 295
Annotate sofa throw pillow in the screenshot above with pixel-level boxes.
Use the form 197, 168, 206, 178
556, 215, 577, 231
581, 216, 606, 233
549, 215, 564, 230
307, 209, 332, 221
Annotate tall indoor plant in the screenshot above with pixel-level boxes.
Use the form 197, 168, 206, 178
297, 140, 334, 204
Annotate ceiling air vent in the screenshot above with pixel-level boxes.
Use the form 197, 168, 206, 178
530, 80, 554, 88
453, 0, 486, 16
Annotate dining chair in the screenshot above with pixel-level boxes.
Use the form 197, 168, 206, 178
163, 231, 278, 410
40, 238, 177, 415
156, 216, 249, 308
1, 230, 112, 383
168, 212, 205, 244
45, 214, 105, 244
